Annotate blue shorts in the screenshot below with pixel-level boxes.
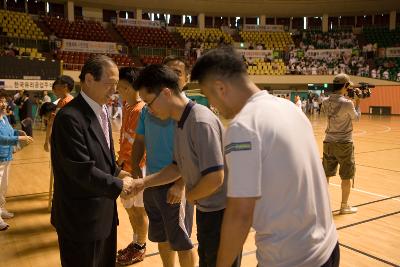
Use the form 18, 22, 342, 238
143, 183, 194, 251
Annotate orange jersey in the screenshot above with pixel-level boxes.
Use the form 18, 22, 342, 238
118, 101, 146, 173
57, 94, 73, 109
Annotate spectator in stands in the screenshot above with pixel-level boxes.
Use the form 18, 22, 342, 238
397, 71, 400, 82
383, 69, 389, 80
370, 68, 377, 78
0, 94, 34, 231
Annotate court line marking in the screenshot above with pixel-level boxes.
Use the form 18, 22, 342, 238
355, 147, 400, 154
330, 183, 400, 202
339, 243, 400, 267
376, 126, 392, 134
337, 211, 400, 231
11, 160, 50, 166
332, 194, 400, 213
6, 192, 48, 199
355, 164, 400, 173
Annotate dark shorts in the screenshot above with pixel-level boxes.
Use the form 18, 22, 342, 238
321, 242, 340, 267
143, 184, 194, 251
196, 209, 242, 267
323, 142, 355, 179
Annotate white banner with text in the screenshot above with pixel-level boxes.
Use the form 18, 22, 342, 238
243, 24, 284, 32
117, 18, 161, 28
61, 39, 119, 54
0, 79, 55, 91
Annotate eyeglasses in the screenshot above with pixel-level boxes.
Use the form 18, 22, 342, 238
146, 92, 161, 108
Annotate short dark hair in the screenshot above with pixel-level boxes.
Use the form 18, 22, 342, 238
119, 67, 140, 88
333, 83, 345, 91
52, 75, 75, 92
79, 55, 116, 82
39, 102, 57, 117
163, 55, 189, 73
191, 46, 247, 83
133, 64, 180, 95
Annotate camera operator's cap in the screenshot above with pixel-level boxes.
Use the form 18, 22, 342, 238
333, 73, 354, 86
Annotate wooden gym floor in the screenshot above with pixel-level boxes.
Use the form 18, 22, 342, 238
0, 114, 399, 267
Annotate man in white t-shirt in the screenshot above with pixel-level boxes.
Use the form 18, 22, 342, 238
191, 47, 339, 267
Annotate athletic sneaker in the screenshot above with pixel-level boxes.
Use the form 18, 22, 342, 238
118, 242, 134, 256
0, 220, 9, 231
116, 243, 146, 266
1, 210, 14, 219
340, 203, 357, 214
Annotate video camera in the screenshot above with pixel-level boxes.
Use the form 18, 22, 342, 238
347, 82, 374, 99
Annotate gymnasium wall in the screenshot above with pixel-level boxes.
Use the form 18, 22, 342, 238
359, 86, 400, 115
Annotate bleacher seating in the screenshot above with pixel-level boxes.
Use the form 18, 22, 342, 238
240, 31, 293, 51
140, 55, 163, 65
43, 16, 113, 42
56, 51, 134, 70
176, 27, 234, 50
116, 25, 180, 48
16, 47, 44, 59
246, 58, 286, 75
0, 10, 47, 40
363, 27, 400, 47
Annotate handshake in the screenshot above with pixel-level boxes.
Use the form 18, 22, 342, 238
119, 170, 145, 199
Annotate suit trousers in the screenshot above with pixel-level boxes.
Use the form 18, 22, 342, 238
57, 221, 117, 267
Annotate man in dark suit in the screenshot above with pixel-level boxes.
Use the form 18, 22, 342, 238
51, 55, 134, 267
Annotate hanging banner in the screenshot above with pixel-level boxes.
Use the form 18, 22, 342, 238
117, 18, 161, 28
305, 49, 352, 59
236, 49, 273, 59
1, 79, 55, 91
243, 24, 284, 32
61, 39, 119, 54
386, 47, 400, 58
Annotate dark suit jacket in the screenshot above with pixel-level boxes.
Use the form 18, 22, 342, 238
50, 94, 123, 242
19, 97, 32, 120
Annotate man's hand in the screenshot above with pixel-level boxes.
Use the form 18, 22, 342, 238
167, 182, 184, 204
131, 179, 145, 196
121, 176, 134, 199
44, 142, 49, 152
18, 135, 33, 146
186, 189, 196, 205
118, 169, 131, 179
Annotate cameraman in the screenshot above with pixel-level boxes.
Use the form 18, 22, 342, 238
322, 74, 361, 214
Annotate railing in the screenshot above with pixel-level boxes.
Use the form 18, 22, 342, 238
130, 47, 185, 58
0, 35, 49, 52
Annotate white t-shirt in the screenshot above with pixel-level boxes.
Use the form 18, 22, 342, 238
224, 91, 337, 267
